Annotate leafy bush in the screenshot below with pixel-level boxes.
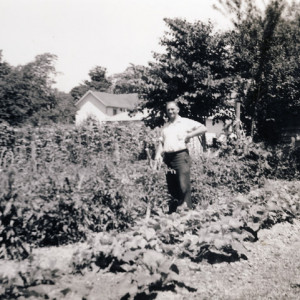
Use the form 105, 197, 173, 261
0, 171, 30, 260
215, 134, 300, 181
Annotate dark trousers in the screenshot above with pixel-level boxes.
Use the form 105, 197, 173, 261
164, 149, 192, 213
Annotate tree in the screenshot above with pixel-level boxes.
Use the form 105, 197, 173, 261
137, 18, 233, 128
0, 53, 59, 125
0, 51, 11, 79
109, 64, 147, 94
215, 0, 300, 142
53, 90, 76, 123
31, 90, 76, 125
70, 66, 111, 101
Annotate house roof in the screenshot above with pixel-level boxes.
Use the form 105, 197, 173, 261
76, 90, 139, 109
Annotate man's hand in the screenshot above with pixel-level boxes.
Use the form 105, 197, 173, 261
153, 156, 162, 171
185, 134, 191, 144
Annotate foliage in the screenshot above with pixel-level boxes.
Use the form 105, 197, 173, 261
0, 254, 62, 299
0, 52, 76, 126
215, 0, 300, 142
138, 18, 233, 128
0, 122, 161, 259
109, 64, 147, 94
135, 1, 300, 143
0, 170, 30, 260
46, 90, 76, 124
1, 178, 299, 299
0, 53, 58, 126
0, 51, 11, 79
0, 122, 299, 260
0, 122, 299, 299
70, 66, 111, 101
70, 180, 299, 299
214, 130, 300, 180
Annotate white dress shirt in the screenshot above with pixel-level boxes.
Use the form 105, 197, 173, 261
160, 116, 206, 153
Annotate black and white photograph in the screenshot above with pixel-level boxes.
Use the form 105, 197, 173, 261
0, 0, 300, 299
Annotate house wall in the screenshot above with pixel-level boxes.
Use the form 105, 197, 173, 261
205, 119, 224, 136
106, 107, 127, 116
75, 93, 107, 125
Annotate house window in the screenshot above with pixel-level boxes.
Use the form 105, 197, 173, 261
113, 108, 118, 115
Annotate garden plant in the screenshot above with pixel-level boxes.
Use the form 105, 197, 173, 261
0, 121, 299, 299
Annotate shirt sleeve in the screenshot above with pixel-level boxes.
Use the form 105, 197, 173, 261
185, 118, 207, 132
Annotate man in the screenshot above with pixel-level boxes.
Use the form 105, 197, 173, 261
154, 101, 207, 213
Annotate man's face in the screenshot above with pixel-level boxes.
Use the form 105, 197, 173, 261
166, 103, 179, 119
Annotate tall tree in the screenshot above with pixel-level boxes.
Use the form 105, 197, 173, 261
70, 66, 111, 101
0, 53, 58, 125
138, 18, 233, 128
215, 0, 300, 142
109, 64, 147, 94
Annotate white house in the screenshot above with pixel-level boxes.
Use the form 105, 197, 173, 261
205, 117, 224, 136
205, 116, 225, 145
75, 90, 140, 125
103, 110, 149, 122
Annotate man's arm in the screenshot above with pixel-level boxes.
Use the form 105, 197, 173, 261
152, 140, 163, 170
154, 140, 163, 160
185, 125, 207, 143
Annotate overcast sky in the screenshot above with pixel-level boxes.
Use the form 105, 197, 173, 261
0, 0, 231, 92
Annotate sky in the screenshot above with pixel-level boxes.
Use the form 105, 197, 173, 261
0, 0, 231, 92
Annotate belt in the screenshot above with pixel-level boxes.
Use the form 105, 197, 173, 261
164, 149, 188, 156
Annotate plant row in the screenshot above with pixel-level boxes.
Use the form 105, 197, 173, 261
1, 180, 298, 299
69, 180, 299, 299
